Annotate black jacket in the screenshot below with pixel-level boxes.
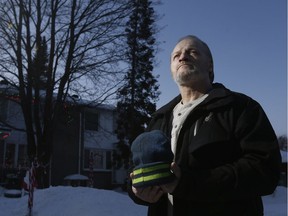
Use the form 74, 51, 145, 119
128, 83, 281, 216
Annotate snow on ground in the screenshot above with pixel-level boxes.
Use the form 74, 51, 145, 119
262, 186, 287, 216
0, 186, 286, 216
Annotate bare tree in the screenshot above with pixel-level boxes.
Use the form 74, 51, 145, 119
0, 0, 130, 182
278, 135, 287, 151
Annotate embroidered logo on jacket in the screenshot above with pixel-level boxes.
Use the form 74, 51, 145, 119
204, 112, 213, 122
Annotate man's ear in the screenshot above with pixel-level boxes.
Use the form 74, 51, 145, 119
209, 65, 214, 83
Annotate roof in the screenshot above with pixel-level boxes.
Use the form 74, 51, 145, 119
0, 83, 116, 110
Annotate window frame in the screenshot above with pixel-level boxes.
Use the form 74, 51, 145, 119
83, 148, 112, 171
84, 111, 99, 131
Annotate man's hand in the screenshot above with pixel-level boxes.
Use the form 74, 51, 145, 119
130, 162, 181, 202
160, 162, 181, 194
130, 172, 164, 203
131, 185, 164, 203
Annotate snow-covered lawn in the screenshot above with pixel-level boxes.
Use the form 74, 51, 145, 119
0, 186, 286, 216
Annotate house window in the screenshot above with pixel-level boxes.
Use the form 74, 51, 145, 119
84, 148, 112, 170
5, 143, 15, 167
0, 140, 4, 166
0, 98, 8, 121
18, 144, 28, 168
85, 112, 99, 131
112, 111, 117, 134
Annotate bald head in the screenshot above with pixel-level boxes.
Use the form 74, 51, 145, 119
176, 35, 214, 83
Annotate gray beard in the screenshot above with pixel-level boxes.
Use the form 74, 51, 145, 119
174, 68, 199, 85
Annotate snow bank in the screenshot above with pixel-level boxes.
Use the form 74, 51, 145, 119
0, 186, 286, 216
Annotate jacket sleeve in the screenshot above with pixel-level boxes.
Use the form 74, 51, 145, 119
172, 98, 282, 201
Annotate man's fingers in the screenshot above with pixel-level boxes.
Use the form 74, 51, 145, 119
132, 186, 163, 203
130, 172, 134, 179
171, 162, 181, 178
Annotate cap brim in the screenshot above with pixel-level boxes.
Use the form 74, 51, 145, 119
132, 162, 175, 188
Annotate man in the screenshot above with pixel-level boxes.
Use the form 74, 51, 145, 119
128, 35, 281, 216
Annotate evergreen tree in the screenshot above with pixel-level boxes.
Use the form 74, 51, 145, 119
115, 0, 160, 168
31, 36, 49, 90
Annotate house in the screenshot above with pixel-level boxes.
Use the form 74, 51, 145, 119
50, 102, 127, 189
0, 86, 127, 189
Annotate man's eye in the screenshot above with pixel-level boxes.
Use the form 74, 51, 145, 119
173, 54, 180, 60
190, 50, 199, 55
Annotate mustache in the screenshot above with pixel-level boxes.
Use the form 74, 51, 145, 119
176, 62, 195, 71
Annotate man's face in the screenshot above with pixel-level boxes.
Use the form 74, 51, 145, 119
170, 37, 212, 86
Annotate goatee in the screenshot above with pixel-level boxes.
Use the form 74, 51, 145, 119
174, 68, 199, 85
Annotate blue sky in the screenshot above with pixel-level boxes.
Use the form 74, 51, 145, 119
153, 0, 287, 136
